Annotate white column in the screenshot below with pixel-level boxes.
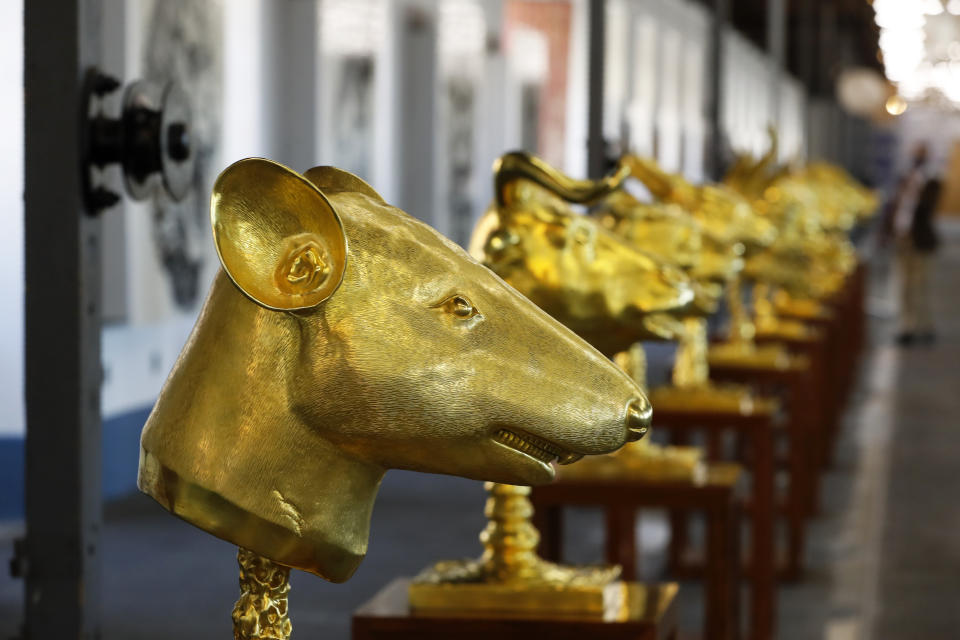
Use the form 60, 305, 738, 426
390, 0, 440, 230
473, 0, 507, 224
564, 0, 589, 177
262, 0, 320, 170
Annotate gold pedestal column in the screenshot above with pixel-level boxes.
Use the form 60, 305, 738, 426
751, 283, 818, 341
649, 318, 764, 414
564, 343, 704, 483
232, 548, 292, 640
409, 482, 625, 617
557, 342, 706, 484
707, 278, 799, 369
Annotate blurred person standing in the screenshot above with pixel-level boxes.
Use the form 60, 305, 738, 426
885, 143, 942, 345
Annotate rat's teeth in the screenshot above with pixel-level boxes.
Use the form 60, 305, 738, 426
494, 429, 573, 464
557, 452, 584, 465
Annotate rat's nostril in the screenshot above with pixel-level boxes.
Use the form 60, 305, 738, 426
625, 397, 652, 442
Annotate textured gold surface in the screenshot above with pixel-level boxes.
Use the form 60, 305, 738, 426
592, 192, 742, 315
560, 442, 705, 484
649, 317, 776, 417
620, 154, 776, 251
619, 155, 780, 356
469, 152, 695, 355
570, 342, 703, 483
648, 384, 777, 416
708, 340, 807, 371
405, 581, 677, 623
138, 158, 651, 590
409, 483, 625, 617
593, 155, 793, 427
494, 150, 631, 209
724, 130, 866, 308
232, 549, 291, 640
621, 153, 828, 374
474, 155, 728, 487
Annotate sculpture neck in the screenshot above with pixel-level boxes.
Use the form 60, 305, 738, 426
233, 548, 292, 640
752, 282, 775, 324
726, 276, 755, 343
479, 483, 542, 581
614, 342, 648, 392
672, 317, 710, 388
614, 343, 651, 448
139, 273, 385, 582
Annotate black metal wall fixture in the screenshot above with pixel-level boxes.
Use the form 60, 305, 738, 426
20, 4, 194, 634
81, 67, 195, 214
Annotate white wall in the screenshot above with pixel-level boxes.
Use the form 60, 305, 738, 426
564, 0, 589, 177
0, 0, 23, 437
101, 0, 267, 421
473, 0, 511, 221
722, 28, 773, 157
616, 0, 709, 182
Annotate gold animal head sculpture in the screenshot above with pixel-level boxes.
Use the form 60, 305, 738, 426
592, 191, 743, 316
139, 158, 651, 583
469, 152, 695, 355
619, 155, 777, 252
725, 153, 859, 299
724, 133, 781, 199
803, 162, 879, 223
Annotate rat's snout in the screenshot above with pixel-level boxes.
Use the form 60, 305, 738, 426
626, 397, 652, 442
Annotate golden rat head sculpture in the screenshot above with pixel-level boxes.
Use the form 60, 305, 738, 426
139, 158, 651, 583
469, 152, 695, 355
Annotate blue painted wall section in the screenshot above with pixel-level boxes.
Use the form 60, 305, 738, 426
0, 436, 24, 519
0, 404, 154, 520
102, 406, 153, 501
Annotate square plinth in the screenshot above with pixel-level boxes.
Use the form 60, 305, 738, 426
408, 573, 625, 618
353, 578, 679, 640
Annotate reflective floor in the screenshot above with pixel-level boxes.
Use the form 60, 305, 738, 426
1, 223, 958, 639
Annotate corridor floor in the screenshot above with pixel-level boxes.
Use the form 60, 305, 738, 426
0, 224, 958, 639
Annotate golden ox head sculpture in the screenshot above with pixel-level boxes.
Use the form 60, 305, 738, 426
469, 152, 695, 356
592, 191, 744, 317
138, 158, 650, 583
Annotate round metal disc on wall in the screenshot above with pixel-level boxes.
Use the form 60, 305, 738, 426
121, 79, 163, 200
121, 79, 194, 201
159, 81, 194, 200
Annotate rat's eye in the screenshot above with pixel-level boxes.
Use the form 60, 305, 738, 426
435, 295, 481, 320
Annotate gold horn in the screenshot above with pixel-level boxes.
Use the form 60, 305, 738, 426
493, 151, 629, 208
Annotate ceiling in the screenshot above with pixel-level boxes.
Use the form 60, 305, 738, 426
692, 0, 881, 96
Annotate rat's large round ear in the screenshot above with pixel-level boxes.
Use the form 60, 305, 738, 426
302, 166, 385, 203
211, 158, 347, 311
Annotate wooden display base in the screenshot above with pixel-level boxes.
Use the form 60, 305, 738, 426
643, 406, 777, 640
353, 578, 679, 640
755, 260, 867, 470
531, 463, 742, 640
708, 357, 818, 578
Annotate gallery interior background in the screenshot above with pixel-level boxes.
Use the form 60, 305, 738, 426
2, 0, 957, 523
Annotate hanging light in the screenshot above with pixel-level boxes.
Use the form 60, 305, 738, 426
922, 0, 945, 15
873, 0, 926, 29
885, 95, 908, 116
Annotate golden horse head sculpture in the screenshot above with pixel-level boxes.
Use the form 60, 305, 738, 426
138, 158, 651, 584
469, 152, 695, 355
